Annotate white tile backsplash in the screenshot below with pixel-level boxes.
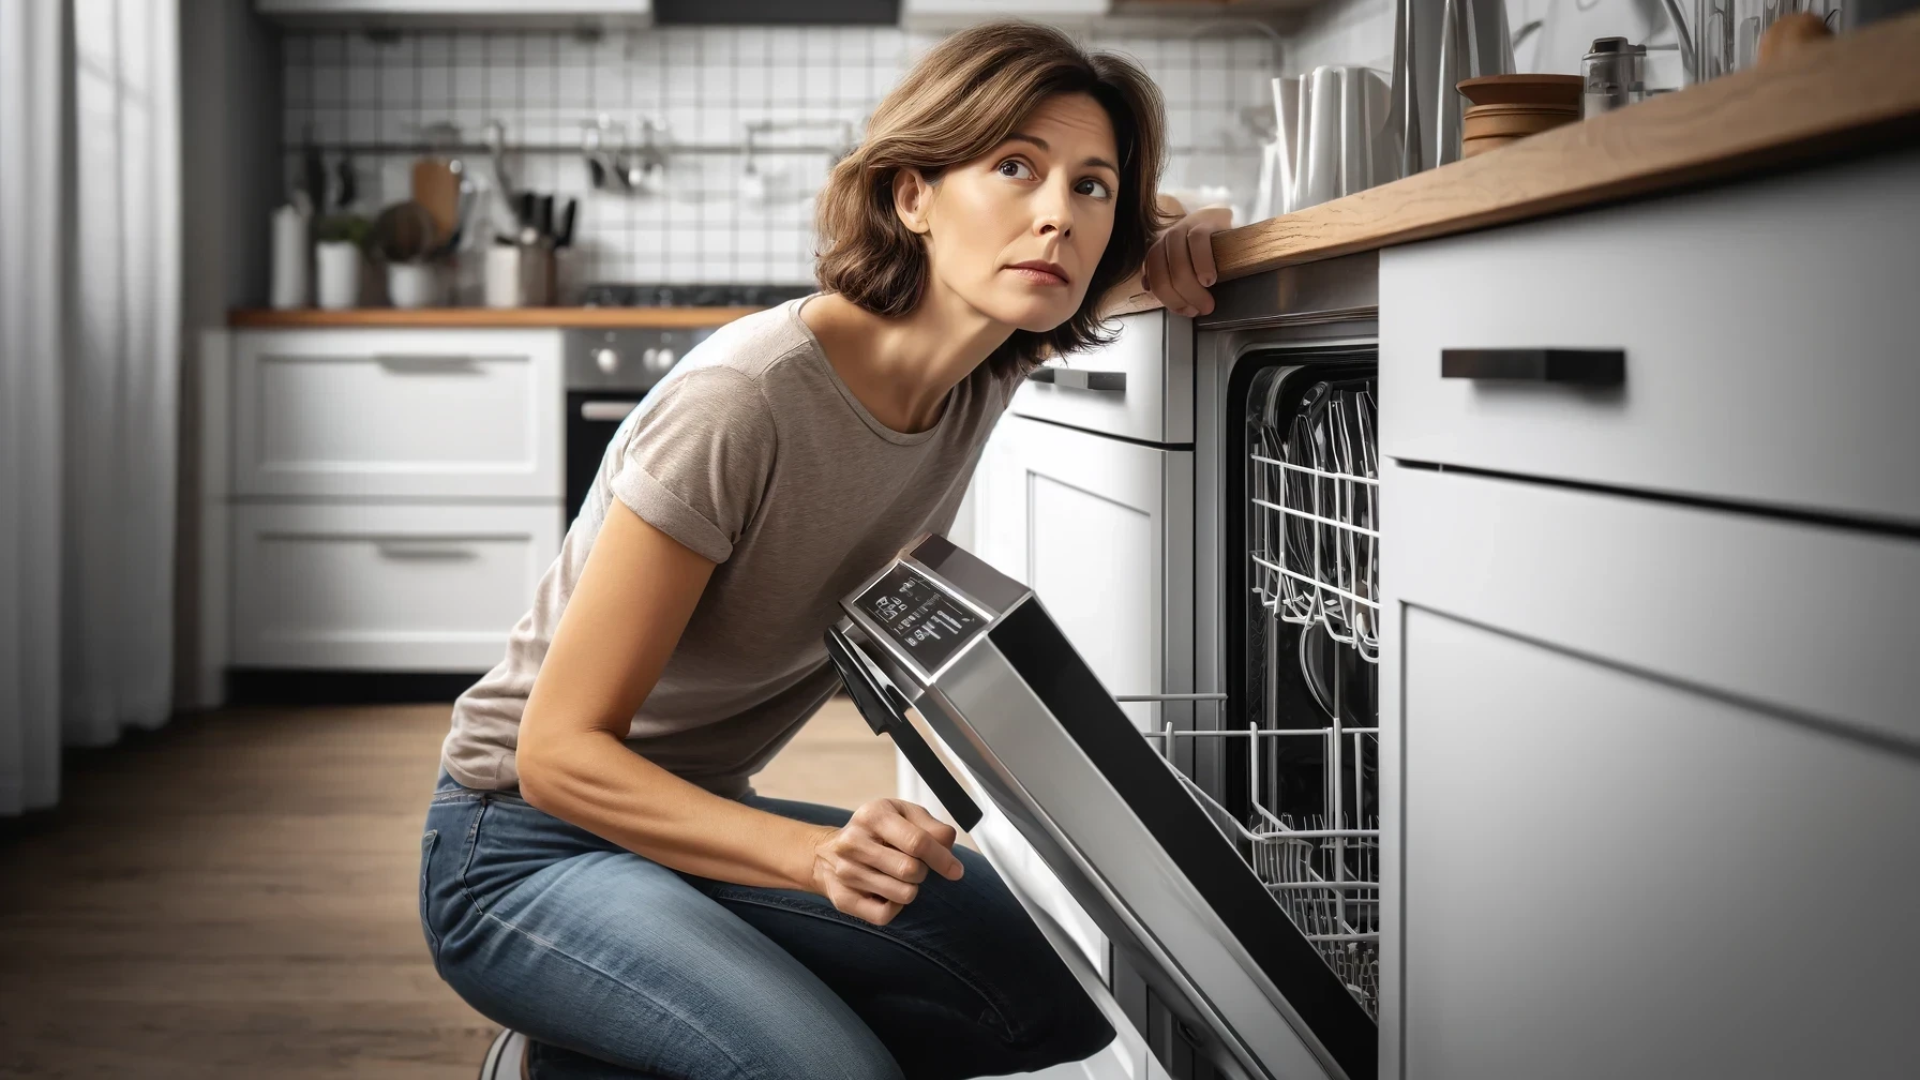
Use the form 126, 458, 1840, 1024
284, 23, 1278, 299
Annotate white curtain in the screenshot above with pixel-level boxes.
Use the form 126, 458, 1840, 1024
0, 0, 181, 816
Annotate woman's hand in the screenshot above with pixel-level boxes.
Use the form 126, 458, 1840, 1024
808, 798, 965, 926
1143, 205, 1233, 318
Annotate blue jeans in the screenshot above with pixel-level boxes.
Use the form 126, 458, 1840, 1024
419, 769, 1114, 1080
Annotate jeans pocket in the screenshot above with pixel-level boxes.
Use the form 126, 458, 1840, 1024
420, 829, 444, 967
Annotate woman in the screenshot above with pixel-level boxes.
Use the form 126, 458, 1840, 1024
420, 20, 1227, 1080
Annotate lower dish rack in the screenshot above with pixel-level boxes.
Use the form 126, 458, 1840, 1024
1145, 720, 1382, 1018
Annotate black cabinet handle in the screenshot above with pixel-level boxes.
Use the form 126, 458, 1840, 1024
1027, 367, 1127, 392
1441, 349, 1625, 385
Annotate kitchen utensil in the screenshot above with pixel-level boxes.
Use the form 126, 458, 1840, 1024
370, 200, 436, 264
536, 195, 554, 243
519, 244, 555, 306
1757, 9, 1834, 62
1694, 0, 1842, 81
334, 150, 356, 209
554, 199, 577, 249
1461, 104, 1580, 139
387, 262, 441, 309
1455, 73, 1585, 109
411, 155, 462, 249
300, 129, 327, 217
1268, 66, 1398, 217
1582, 37, 1649, 117
1436, 0, 1516, 166
315, 240, 361, 309
269, 203, 310, 310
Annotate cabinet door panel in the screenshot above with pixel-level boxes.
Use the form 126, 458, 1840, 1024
1401, 608, 1920, 1080
233, 328, 562, 499
1380, 147, 1920, 524
231, 502, 558, 671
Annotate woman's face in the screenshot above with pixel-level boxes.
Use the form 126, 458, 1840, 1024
900, 92, 1121, 332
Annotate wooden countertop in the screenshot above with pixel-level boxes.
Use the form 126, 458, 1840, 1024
227, 306, 766, 329
1212, 9, 1920, 281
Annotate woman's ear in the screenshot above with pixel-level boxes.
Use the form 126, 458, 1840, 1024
892, 167, 935, 236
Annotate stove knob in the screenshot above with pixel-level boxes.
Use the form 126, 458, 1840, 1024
647, 346, 677, 375
641, 347, 661, 371
593, 346, 620, 375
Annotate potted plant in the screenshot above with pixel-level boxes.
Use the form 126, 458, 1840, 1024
313, 213, 370, 309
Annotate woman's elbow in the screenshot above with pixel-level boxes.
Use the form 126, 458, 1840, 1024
513, 714, 563, 812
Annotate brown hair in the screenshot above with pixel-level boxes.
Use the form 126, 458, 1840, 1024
813, 20, 1172, 379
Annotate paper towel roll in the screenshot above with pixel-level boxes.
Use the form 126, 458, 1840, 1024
270, 205, 310, 310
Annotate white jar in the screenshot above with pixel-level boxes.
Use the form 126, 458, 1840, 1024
485, 244, 522, 308
387, 262, 441, 309
269, 205, 310, 309
315, 241, 362, 310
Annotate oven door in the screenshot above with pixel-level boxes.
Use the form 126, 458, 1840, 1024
565, 391, 647, 529
832, 533, 1377, 1080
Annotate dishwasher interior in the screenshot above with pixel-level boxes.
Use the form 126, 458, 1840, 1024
1149, 347, 1382, 1057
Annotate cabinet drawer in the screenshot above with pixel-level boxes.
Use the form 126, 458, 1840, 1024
231, 502, 559, 671
233, 329, 563, 499
1011, 309, 1192, 444
1380, 148, 1920, 526
1399, 608, 1920, 1080
1383, 462, 1920, 751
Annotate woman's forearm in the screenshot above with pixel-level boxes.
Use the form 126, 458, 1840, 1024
517, 728, 832, 892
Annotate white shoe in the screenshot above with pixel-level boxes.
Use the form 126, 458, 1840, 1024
478, 1028, 528, 1080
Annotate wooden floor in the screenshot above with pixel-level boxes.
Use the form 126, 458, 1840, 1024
0, 698, 898, 1079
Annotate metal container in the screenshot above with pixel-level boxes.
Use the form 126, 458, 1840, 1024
1582, 36, 1648, 117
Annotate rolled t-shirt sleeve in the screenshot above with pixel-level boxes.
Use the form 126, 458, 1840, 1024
608, 366, 778, 564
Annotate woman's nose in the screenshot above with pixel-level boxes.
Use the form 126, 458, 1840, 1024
1034, 182, 1073, 239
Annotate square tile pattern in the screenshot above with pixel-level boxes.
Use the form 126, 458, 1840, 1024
282, 24, 1279, 302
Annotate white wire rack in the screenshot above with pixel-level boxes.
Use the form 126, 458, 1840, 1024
1140, 715, 1382, 1019
1249, 380, 1380, 663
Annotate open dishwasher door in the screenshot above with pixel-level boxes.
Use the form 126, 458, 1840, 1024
825, 533, 1376, 1080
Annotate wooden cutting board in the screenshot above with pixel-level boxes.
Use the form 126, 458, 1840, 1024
410, 157, 460, 246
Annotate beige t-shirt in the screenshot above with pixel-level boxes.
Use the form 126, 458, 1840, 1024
440, 294, 1017, 797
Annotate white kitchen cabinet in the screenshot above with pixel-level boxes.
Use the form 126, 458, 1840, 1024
1397, 606, 1920, 1080
232, 328, 563, 500
973, 413, 1191, 734
1378, 460, 1920, 1079
231, 501, 559, 671
1380, 146, 1920, 527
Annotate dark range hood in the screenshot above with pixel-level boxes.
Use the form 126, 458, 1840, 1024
651, 0, 899, 23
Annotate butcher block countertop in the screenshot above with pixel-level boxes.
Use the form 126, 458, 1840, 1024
1211, 9, 1920, 282
227, 306, 766, 329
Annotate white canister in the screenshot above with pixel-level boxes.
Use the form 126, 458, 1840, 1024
269, 204, 310, 309
315, 241, 362, 310
387, 262, 441, 309
485, 244, 522, 308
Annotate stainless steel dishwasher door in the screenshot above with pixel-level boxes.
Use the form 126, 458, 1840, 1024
831, 533, 1377, 1080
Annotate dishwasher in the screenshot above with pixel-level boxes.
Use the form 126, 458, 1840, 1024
827, 381, 1379, 1077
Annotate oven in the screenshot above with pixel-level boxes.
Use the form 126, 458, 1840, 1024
564, 326, 708, 531
562, 283, 813, 532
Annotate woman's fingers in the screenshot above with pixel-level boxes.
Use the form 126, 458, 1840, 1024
826, 879, 904, 926
1145, 206, 1233, 318
895, 801, 959, 853
871, 803, 964, 882
1149, 222, 1210, 317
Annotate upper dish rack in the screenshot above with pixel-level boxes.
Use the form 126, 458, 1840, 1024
1249, 379, 1380, 663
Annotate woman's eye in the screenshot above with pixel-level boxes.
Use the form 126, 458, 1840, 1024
1077, 177, 1114, 199
997, 158, 1036, 180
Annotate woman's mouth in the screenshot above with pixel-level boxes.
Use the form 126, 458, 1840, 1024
1006, 261, 1070, 287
